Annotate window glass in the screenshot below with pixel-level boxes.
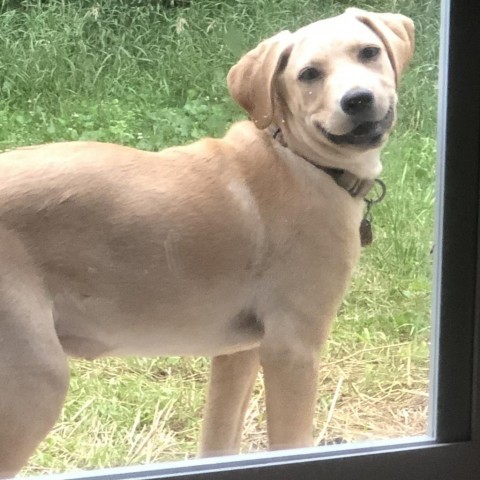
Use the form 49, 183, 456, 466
0, 0, 440, 476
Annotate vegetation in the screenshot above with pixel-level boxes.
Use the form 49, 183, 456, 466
0, 0, 440, 475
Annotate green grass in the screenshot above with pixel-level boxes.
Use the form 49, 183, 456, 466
0, 0, 440, 475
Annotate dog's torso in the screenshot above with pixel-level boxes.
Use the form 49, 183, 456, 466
0, 121, 362, 360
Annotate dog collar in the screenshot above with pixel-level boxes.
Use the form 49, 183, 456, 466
271, 126, 379, 199
270, 126, 386, 247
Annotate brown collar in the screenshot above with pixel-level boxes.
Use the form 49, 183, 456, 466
271, 127, 378, 199
270, 126, 386, 247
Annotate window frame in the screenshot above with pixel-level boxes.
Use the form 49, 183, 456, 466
27, 0, 480, 478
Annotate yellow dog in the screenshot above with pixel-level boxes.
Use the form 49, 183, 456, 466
0, 8, 413, 477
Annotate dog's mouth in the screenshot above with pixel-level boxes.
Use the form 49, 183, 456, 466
315, 106, 395, 148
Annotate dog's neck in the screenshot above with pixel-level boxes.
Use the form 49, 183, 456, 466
268, 126, 376, 199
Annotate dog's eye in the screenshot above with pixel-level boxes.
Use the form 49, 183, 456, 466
298, 67, 323, 82
359, 46, 380, 61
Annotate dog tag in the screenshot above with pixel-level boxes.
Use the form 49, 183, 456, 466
360, 218, 373, 247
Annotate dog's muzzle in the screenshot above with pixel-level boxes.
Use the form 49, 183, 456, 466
315, 104, 395, 148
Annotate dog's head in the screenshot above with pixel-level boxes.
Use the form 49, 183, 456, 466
228, 9, 414, 178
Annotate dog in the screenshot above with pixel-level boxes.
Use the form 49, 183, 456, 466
0, 8, 414, 477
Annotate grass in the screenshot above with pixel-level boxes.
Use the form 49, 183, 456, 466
0, 0, 439, 475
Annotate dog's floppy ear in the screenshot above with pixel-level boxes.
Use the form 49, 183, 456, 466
346, 8, 415, 85
227, 31, 293, 129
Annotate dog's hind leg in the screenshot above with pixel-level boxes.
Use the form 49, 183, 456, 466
0, 230, 69, 478
199, 348, 260, 457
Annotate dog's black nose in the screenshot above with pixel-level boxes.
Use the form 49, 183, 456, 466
340, 88, 374, 116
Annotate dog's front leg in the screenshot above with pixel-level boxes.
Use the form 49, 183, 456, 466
261, 341, 319, 451
199, 348, 260, 457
